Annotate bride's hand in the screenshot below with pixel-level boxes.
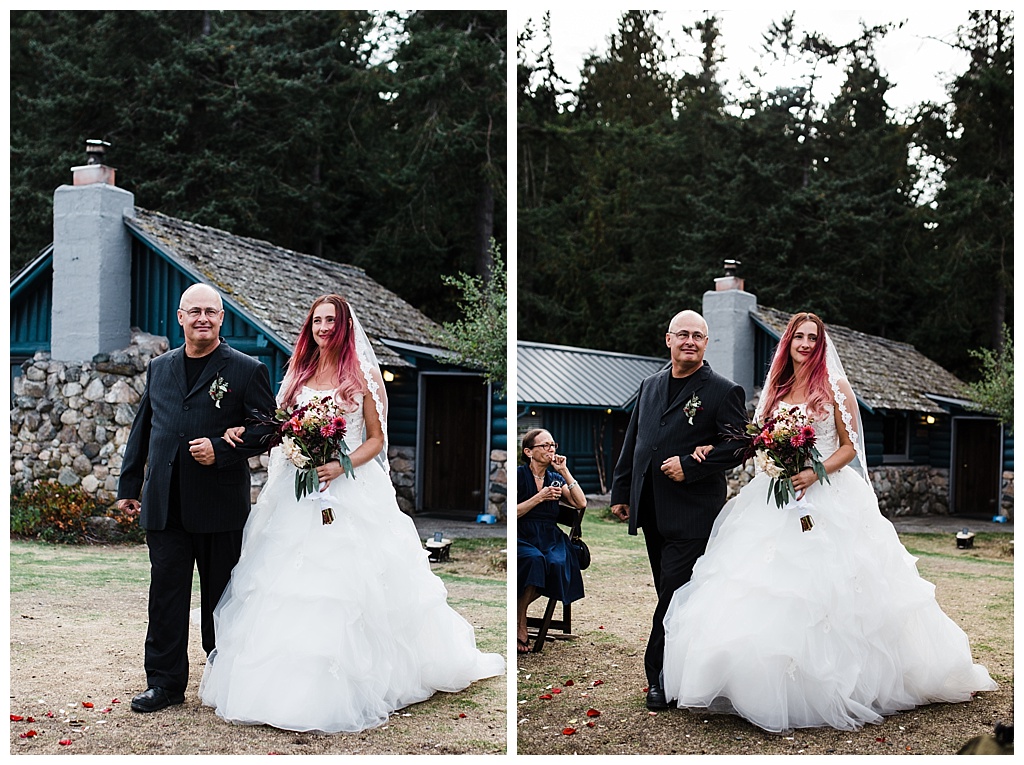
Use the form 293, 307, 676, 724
791, 468, 816, 500
691, 444, 713, 462
222, 426, 246, 447
316, 460, 344, 488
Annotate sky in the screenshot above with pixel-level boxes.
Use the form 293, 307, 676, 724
516, 8, 975, 117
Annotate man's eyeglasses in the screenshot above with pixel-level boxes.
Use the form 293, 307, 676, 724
668, 330, 706, 342
182, 307, 222, 319
531, 442, 558, 450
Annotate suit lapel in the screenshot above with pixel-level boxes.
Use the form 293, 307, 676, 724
186, 341, 230, 400
651, 369, 670, 416
168, 347, 189, 398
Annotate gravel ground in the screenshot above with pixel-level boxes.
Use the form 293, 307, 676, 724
516, 512, 1014, 756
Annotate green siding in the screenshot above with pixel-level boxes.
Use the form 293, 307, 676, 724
535, 406, 617, 494
11, 256, 53, 357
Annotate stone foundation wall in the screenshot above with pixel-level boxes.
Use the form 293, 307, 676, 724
586, 463, 1014, 521
726, 463, 1013, 520
10, 334, 418, 512
11, 335, 168, 504
488, 450, 507, 519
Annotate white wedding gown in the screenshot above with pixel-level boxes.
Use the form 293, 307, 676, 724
662, 403, 996, 734
199, 388, 504, 733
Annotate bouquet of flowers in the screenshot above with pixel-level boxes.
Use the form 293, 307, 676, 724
265, 394, 354, 523
740, 405, 829, 514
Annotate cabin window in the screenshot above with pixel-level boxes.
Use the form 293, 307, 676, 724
881, 413, 910, 462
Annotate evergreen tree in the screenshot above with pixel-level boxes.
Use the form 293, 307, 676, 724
358, 10, 507, 319
913, 10, 1013, 375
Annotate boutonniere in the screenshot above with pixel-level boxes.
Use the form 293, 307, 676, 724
209, 375, 230, 408
683, 393, 703, 425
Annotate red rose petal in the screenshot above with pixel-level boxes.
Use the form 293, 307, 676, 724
59, 739, 72, 746
26, 717, 35, 723
551, 688, 562, 694
10, 715, 23, 721
586, 721, 596, 728
45, 711, 54, 718
876, 737, 886, 743
598, 625, 604, 629
19, 730, 38, 738
539, 694, 552, 700
564, 679, 574, 686
592, 679, 604, 686
562, 727, 576, 735
586, 709, 601, 717
100, 707, 112, 714
82, 702, 94, 708
458, 713, 466, 719
111, 698, 121, 704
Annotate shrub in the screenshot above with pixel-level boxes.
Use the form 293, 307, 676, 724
11, 481, 100, 543
105, 506, 147, 544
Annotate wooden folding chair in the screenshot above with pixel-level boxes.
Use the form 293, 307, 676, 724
527, 503, 586, 653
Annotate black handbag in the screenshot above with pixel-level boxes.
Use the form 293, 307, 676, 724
570, 530, 591, 570
558, 504, 591, 570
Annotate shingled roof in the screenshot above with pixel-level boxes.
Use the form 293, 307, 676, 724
752, 306, 966, 414
518, 340, 667, 409
126, 208, 442, 368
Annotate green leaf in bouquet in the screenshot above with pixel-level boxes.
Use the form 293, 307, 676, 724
337, 448, 355, 480
812, 459, 829, 485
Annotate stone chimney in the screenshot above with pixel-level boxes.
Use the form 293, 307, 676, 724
703, 259, 757, 400
50, 140, 135, 361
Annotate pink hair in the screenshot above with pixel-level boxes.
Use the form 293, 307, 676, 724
760, 312, 832, 421
279, 294, 364, 411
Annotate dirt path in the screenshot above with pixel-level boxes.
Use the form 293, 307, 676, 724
516, 518, 1014, 756
9, 540, 507, 755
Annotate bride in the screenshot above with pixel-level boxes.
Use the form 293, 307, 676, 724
199, 294, 504, 733
661, 311, 996, 734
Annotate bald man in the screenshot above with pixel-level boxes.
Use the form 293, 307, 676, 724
117, 283, 276, 712
610, 310, 748, 710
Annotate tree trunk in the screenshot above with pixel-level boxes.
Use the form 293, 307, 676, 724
473, 179, 495, 279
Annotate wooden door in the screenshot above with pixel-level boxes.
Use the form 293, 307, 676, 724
952, 418, 1002, 517
421, 374, 488, 516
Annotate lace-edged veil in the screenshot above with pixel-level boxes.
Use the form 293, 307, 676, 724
351, 307, 390, 474
823, 332, 869, 480
754, 330, 869, 482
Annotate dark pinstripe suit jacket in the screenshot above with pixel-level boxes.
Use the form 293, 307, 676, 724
117, 340, 277, 533
610, 362, 748, 539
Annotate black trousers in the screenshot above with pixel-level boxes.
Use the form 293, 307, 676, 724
143, 468, 243, 693
638, 475, 710, 688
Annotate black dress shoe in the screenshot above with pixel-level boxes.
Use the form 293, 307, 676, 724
131, 687, 185, 713
646, 683, 670, 711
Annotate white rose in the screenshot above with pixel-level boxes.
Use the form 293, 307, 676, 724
756, 450, 784, 479
281, 436, 310, 469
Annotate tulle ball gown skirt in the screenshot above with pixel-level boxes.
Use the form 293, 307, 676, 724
662, 468, 996, 734
199, 452, 505, 733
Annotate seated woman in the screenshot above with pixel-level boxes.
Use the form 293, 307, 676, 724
516, 428, 587, 653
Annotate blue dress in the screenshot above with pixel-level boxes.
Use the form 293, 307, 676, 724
517, 465, 584, 605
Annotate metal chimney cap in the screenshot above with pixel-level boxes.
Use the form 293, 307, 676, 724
723, 259, 741, 275
85, 139, 111, 165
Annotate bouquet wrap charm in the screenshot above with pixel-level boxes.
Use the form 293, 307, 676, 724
263, 394, 355, 524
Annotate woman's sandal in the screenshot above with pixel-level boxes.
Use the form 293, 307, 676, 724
517, 637, 531, 653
